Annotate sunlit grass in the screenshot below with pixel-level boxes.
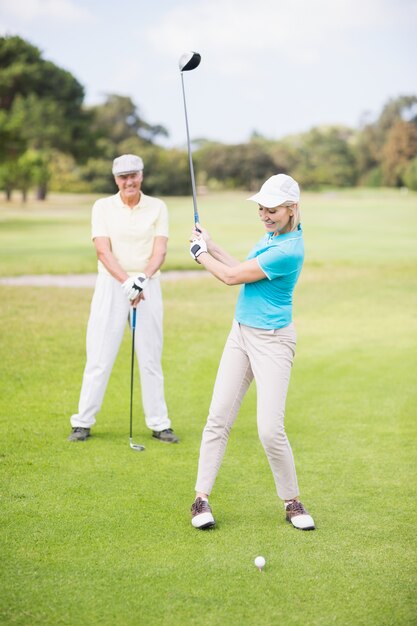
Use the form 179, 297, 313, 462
1, 187, 416, 275
0, 188, 416, 625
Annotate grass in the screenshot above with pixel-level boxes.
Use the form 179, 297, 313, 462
0, 188, 416, 625
1, 187, 417, 275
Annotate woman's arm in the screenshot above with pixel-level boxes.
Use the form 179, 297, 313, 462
190, 223, 265, 285
205, 239, 240, 267
197, 253, 266, 286
192, 223, 239, 267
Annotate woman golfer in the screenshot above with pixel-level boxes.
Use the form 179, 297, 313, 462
188, 173, 315, 531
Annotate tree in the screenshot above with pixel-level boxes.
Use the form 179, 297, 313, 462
0, 161, 17, 200
267, 140, 300, 177
141, 147, 190, 196
354, 124, 381, 181
48, 151, 90, 193
377, 95, 417, 135
0, 35, 85, 117
355, 95, 417, 185
0, 35, 44, 109
403, 156, 417, 191
381, 120, 417, 186
75, 135, 192, 196
0, 35, 92, 198
10, 94, 71, 152
292, 126, 357, 188
89, 94, 168, 147
195, 142, 276, 190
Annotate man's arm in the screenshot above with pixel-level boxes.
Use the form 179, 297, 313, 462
94, 236, 129, 282
143, 236, 168, 278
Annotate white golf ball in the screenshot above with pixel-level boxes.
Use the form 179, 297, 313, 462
254, 556, 266, 569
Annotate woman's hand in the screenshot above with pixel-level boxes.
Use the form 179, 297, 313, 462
190, 222, 212, 248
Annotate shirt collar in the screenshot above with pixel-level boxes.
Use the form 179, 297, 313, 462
116, 191, 143, 210
266, 224, 302, 242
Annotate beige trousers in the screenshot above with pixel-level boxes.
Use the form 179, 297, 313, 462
195, 320, 299, 501
70, 273, 170, 432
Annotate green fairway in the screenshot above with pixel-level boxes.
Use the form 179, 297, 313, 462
1, 189, 416, 625
1, 187, 417, 275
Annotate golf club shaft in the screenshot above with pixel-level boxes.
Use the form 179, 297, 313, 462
129, 306, 136, 440
180, 72, 199, 225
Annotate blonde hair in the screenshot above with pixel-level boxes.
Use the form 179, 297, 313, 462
283, 201, 301, 232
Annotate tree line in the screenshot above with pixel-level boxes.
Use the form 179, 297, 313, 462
1, 35, 417, 201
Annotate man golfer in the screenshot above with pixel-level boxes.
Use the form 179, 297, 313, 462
68, 154, 179, 444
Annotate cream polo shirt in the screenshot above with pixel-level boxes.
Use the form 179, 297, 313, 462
91, 191, 169, 277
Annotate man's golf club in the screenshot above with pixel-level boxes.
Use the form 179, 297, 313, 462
129, 307, 145, 452
179, 51, 201, 226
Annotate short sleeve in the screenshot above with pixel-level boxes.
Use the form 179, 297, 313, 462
257, 245, 296, 280
91, 200, 109, 240
154, 200, 169, 237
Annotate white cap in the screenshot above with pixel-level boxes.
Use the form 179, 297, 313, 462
247, 174, 300, 208
112, 154, 144, 176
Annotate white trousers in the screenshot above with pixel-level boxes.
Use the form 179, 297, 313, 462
70, 273, 170, 432
195, 320, 299, 501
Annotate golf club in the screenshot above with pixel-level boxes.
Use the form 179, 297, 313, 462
129, 307, 145, 452
179, 51, 201, 226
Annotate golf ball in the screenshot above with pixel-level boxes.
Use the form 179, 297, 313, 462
254, 556, 266, 569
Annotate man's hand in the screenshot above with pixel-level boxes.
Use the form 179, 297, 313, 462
122, 273, 148, 301
190, 238, 208, 262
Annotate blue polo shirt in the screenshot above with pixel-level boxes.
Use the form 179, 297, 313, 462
234, 225, 304, 330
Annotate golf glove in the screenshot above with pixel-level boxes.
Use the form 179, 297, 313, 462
122, 273, 148, 301
190, 238, 207, 261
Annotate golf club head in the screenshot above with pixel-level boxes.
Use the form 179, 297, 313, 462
130, 438, 145, 452
179, 51, 201, 72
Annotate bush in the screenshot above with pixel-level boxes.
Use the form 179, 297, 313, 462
360, 166, 383, 187
403, 156, 417, 191
48, 151, 90, 193
78, 158, 116, 193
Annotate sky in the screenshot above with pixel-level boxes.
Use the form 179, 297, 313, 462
1, 0, 416, 147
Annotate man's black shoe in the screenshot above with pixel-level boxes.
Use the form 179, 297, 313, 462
68, 427, 91, 442
152, 428, 179, 443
